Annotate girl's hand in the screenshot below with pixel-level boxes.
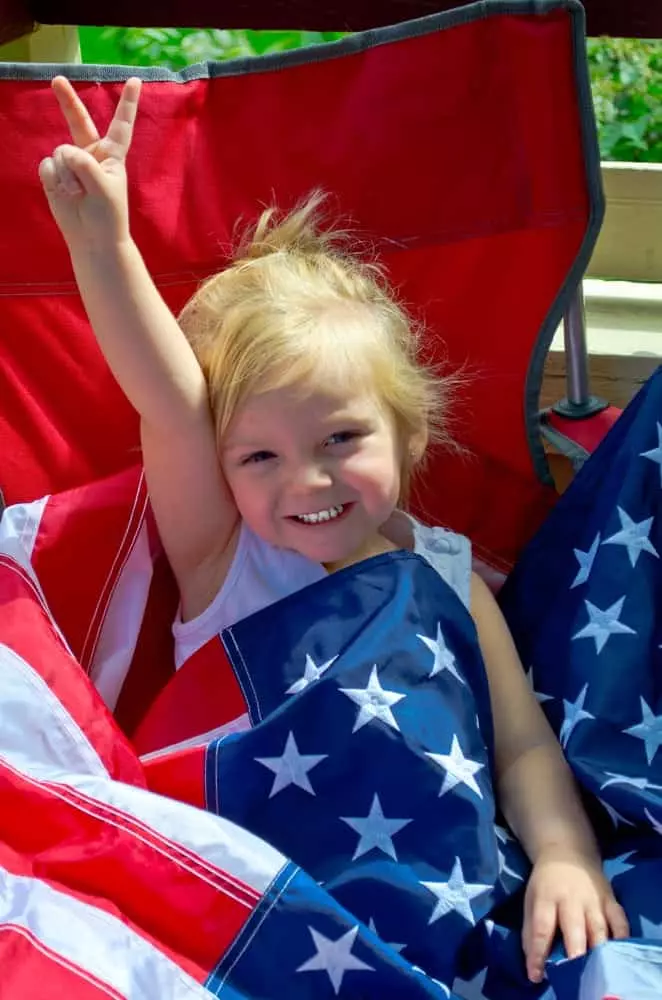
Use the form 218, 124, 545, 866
522, 846, 630, 983
39, 76, 141, 251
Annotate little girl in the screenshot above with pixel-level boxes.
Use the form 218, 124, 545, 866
40, 75, 629, 984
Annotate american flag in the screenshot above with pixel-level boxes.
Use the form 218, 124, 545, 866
2, 371, 662, 998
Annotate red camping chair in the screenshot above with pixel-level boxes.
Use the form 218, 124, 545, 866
0, 0, 619, 727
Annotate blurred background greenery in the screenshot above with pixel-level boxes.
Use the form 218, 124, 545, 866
78, 28, 662, 163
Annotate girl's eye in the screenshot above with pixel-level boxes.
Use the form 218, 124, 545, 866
326, 430, 360, 447
241, 450, 275, 466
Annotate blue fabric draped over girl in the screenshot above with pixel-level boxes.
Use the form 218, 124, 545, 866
197, 367, 662, 999
500, 365, 662, 997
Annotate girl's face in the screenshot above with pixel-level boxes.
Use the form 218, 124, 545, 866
220, 383, 404, 567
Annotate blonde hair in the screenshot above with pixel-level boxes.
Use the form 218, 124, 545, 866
179, 191, 454, 498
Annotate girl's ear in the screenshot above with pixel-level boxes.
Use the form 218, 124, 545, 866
408, 425, 428, 464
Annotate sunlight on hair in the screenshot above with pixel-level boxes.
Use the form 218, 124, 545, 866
179, 191, 460, 497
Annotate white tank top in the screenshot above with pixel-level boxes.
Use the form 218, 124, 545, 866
173, 510, 471, 670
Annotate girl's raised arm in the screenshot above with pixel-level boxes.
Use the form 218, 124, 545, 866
40, 78, 238, 618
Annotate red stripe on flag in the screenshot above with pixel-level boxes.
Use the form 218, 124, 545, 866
0, 556, 144, 787
0, 757, 259, 975
133, 637, 248, 756
0, 924, 125, 1000
55, 778, 259, 908
30, 466, 147, 672
79, 477, 149, 673
114, 548, 179, 739
143, 744, 207, 810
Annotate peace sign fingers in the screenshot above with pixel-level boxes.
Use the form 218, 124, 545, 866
51, 75, 142, 163
102, 77, 142, 162
51, 76, 101, 149
43, 76, 142, 249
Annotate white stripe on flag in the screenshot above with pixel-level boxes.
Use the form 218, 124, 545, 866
0, 866, 209, 999
0, 641, 108, 779
90, 519, 154, 712
140, 715, 251, 762
0, 496, 48, 565
580, 939, 662, 999
0, 500, 73, 655
0, 644, 287, 895
80, 471, 149, 671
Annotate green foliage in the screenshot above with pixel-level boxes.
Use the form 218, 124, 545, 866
78, 27, 347, 70
587, 38, 662, 163
78, 29, 662, 163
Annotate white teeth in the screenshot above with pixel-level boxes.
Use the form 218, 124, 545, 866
295, 504, 344, 524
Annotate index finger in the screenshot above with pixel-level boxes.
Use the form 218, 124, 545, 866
52, 76, 100, 149
103, 78, 142, 162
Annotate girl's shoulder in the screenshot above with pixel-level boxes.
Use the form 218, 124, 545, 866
384, 510, 472, 608
173, 522, 325, 667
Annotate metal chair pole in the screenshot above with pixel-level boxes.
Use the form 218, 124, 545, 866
552, 285, 608, 418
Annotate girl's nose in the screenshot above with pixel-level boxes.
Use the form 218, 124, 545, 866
289, 461, 333, 492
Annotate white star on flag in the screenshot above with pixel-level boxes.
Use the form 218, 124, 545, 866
426, 734, 484, 799
600, 772, 662, 792
497, 845, 524, 882
596, 796, 635, 829
494, 825, 511, 844
603, 851, 636, 882
339, 665, 406, 733
640, 916, 662, 941
340, 794, 412, 860
286, 653, 338, 695
572, 596, 636, 654
645, 808, 662, 836
417, 623, 465, 683
367, 917, 406, 954
296, 925, 374, 994
453, 967, 490, 1000
526, 667, 553, 703
255, 731, 327, 797
641, 421, 662, 486
603, 507, 659, 567
411, 966, 451, 995
421, 857, 491, 926
625, 697, 662, 765
484, 919, 509, 941
571, 533, 601, 588
494, 826, 523, 879
560, 683, 595, 748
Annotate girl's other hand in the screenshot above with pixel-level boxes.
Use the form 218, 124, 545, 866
522, 846, 630, 983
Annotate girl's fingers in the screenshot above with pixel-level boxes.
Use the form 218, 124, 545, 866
45, 144, 106, 198
51, 75, 141, 165
523, 896, 556, 982
558, 899, 588, 961
586, 907, 608, 950
38, 156, 58, 196
53, 145, 84, 196
52, 76, 100, 149
606, 898, 630, 940
59, 145, 109, 198
102, 78, 142, 162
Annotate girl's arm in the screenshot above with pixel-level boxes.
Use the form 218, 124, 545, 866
73, 240, 238, 620
470, 572, 629, 982
40, 78, 237, 618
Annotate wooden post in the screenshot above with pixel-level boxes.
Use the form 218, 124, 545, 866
0, 23, 80, 62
